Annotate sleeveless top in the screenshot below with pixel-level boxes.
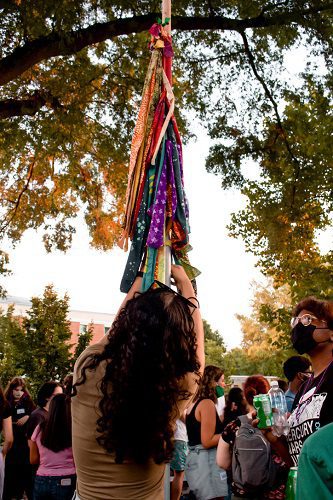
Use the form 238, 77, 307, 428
72, 337, 199, 500
186, 399, 223, 447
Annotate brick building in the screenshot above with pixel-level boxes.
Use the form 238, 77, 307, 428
0, 295, 115, 347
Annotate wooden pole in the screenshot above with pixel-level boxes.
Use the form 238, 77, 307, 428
161, 8, 171, 497
162, 0, 172, 85
162, 0, 172, 289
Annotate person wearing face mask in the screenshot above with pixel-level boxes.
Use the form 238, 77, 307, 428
3, 377, 35, 500
215, 372, 226, 421
279, 296, 333, 468
283, 356, 312, 413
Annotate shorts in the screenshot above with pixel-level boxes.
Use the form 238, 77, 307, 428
185, 445, 228, 500
170, 440, 188, 472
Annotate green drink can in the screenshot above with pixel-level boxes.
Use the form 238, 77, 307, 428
253, 394, 274, 429
286, 467, 297, 500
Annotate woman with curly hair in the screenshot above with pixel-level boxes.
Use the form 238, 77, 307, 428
71, 265, 204, 500
185, 365, 228, 500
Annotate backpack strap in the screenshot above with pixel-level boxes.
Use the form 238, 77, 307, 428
238, 414, 251, 425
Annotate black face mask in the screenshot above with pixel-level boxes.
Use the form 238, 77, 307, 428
291, 322, 331, 354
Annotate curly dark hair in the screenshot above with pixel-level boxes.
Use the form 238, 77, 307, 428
73, 288, 200, 465
194, 365, 223, 404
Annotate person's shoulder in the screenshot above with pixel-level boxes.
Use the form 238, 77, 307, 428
30, 407, 42, 417
285, 389, 295, 398
31, 423, 41, 442
198, 398, 216, 410
73, 337, 108, 381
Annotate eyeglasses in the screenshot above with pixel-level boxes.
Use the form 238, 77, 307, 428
290, 314, 321, 328
300, 370, 313, 378
153, 280, 198, 310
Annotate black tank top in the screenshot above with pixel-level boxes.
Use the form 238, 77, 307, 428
186, 399, 223, 446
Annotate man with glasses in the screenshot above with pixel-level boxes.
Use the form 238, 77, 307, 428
283, 356, 312, 412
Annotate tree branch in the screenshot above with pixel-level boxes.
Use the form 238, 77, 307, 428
0, 4, 332, 86
0, 159, 35, 236
0, 91, 62, 118
239, 30, 301, 210
239, 30, 299, 162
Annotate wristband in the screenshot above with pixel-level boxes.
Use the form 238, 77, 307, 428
136, 271, 144, 277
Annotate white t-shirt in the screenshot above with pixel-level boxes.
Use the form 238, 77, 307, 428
174, 419, 188, 442
215, 396, 226, 418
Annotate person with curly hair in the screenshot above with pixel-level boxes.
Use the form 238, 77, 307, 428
185, 365, 228, 500
71, 265, 204, 500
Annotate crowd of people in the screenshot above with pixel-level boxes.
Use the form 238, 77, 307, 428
0, 266, 332, 500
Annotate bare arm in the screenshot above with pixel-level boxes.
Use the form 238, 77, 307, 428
28, 439, 40, 465
198, 400, 221, 448
16, 415, 29, 426
171, 265, 205, 374
115, 276, 143, 319
264, 431, 293, 467
1, 416, 13, 456
216, 436, 232, 469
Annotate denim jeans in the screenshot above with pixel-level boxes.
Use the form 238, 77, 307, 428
34, 474, 76, 500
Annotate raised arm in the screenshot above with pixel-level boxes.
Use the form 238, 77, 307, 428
171, 264, 205, 374
115, 275, 143, 319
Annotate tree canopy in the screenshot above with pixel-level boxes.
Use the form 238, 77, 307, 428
0, 1, 332, 291
0, 285, 74, 395
222, 279, 296, 377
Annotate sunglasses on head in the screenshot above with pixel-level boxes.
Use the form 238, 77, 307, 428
151, 280, 198, 310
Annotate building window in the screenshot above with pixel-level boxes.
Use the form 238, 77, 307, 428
80, 324, 88, 335
104, 326, 110, 335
